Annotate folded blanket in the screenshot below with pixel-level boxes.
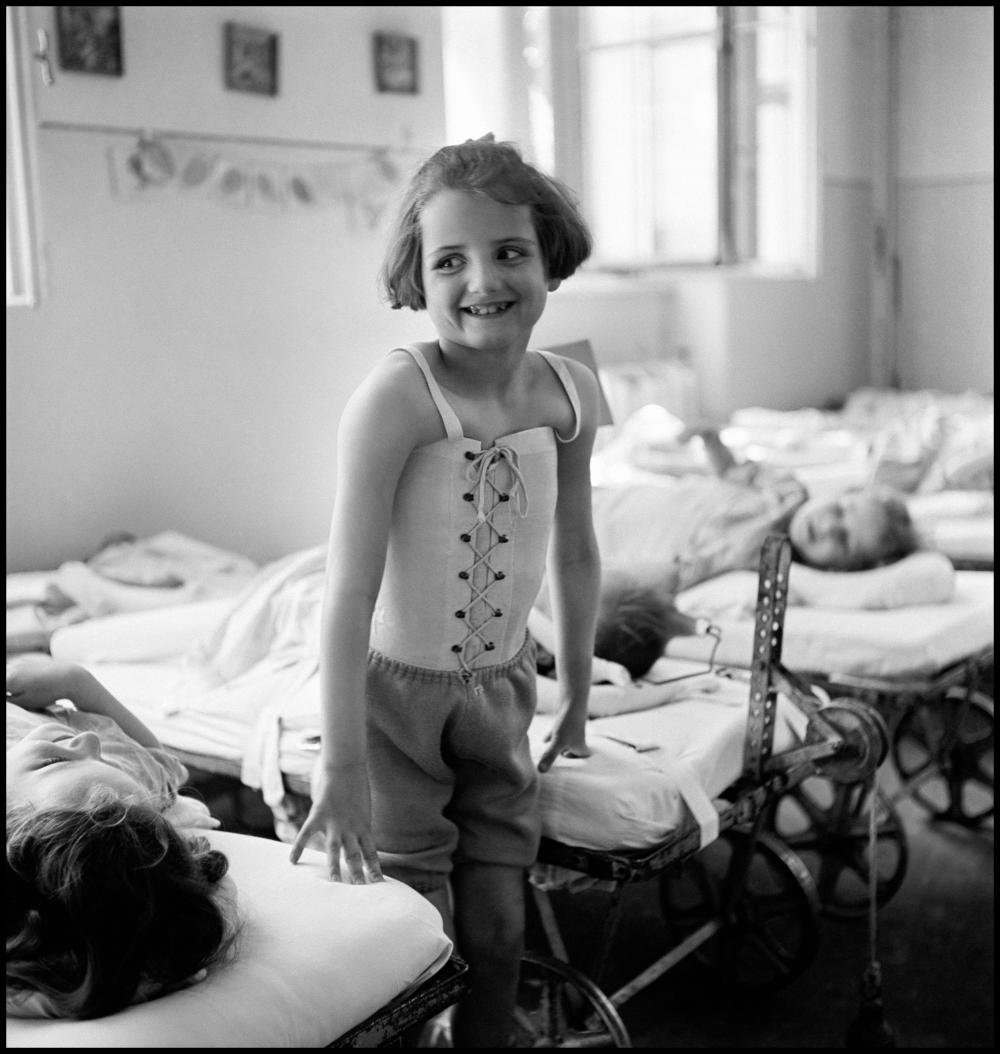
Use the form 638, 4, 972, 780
50, 532, 260, 618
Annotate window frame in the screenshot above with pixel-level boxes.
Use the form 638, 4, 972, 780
542, 5, 818, 279
7, 5, 41, 308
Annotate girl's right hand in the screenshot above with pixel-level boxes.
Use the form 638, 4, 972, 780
5, 655, 82, 711
288, 759, 384, 884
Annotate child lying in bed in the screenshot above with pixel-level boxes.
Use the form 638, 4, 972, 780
592, 426, 919, 597
6, 655, 240, 1020
532, 430, 925, 682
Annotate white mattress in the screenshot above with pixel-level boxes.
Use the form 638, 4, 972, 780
7, 830, 453, 1048
669, 570, 994, 678
530, 672, 806, 852
64, 660, 803, 857
49, 572, 981, 868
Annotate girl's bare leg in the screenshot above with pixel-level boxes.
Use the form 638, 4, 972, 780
450, 862, 525, 1048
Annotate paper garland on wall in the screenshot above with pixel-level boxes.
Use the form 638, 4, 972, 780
107, 136, 405, 229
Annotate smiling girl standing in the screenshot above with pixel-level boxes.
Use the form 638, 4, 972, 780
290, 137, 601, 1046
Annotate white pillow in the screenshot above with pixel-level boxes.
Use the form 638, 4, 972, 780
785, 550, 955, 609
6, 831, 453, 1049
676, 550, 956, 623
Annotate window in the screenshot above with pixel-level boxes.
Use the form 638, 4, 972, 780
7, 6, 39, 307
524, 6, 817, 274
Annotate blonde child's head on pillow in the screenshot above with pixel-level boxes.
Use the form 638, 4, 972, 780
788, 484, 917, 572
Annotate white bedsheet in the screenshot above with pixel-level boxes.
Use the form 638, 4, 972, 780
530, 673, 806, 853
53, 651, 809, 877
47, 559, 993, 871
7, 830, 453, 1049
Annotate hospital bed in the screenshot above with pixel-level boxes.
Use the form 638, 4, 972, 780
510, 536, 896, 1045
22, 520, 993, 930
664, 562, 993, 920
7, 829, 466, 1048
38, 536, 892, 1047
594, 369, 993, 570
588, 401, 994, 925
5, 530, 260, 657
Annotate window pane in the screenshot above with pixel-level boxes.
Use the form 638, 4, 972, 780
756, 19, 791, 85
651, 39, 718, 261
732, 5, 804, 267
522, 6, 555, 173
515, 5, 815, 274
7, 6, 37, 306
583, 7, 650, 46
650, 8, 718, 36
757, 100, 792, 264
583, 46, 649, 263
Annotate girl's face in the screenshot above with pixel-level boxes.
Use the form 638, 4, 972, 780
420, 189, 560, 356
6, 723, 150, 809
789, 490, 892, 570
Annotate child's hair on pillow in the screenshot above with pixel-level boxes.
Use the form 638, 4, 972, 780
594, 571, 680, 679
6, 795, 239, 1021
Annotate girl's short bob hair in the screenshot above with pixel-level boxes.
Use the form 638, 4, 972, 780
379, 136, 593, 311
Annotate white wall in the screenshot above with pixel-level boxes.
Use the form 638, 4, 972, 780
894, 5, 994, 392
6, 6, 445, 571
6, 6, 994, 573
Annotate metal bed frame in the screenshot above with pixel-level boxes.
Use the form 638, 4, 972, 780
169, 536, 894, 1048
504, 535, 893, 1047
328, 955, 469, 1048
767, 640, 993, 920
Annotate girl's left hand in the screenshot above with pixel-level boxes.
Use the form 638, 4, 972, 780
537, 705, 591, 773
5, 654, 81, 711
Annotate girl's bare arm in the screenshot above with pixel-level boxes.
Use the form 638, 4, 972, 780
289, 355, 433, 880
536, 359, 603, 772
6, 654, 162, 749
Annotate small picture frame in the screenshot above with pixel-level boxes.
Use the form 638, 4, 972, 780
224, 22, 279, 97
373, 32, 419, 95
55, 6, 123, 76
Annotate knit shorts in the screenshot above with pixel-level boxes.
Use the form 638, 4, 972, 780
366, 635, 541, 893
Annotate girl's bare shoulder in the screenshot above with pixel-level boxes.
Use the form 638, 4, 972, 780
340, 348, 441, 443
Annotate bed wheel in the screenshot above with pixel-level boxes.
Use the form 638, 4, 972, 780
513, 951, 633, 1048
658, 828, 821, 993
891, 689, 994, 827
764, 778, 909, 919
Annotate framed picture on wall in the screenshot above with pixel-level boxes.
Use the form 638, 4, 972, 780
373, 32, 419, 94
55, 6, 124, 76
224, 22, 279, 96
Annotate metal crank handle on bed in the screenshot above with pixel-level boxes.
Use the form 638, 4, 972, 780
746, 536, 889, 786
766, 662, 889, 781
768, 699, 890, 785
